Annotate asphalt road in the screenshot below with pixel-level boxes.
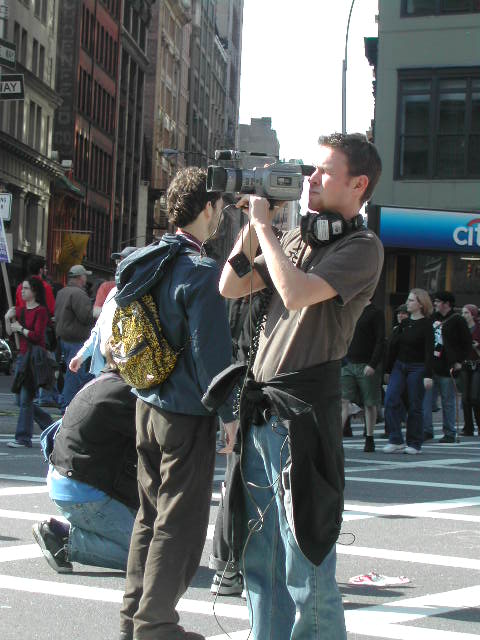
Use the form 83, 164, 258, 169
0, 373, 479, 640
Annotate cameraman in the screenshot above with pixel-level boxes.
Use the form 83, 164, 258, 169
218, 133, 383, 639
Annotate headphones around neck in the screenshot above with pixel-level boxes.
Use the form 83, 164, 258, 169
300, 211, 364, 247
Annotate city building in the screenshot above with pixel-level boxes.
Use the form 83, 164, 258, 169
113, 0, 154, 253
238, 116, 280, 157
143, 0, 244, 256
0, 0, 66, 289
215, 0, 243, 150
367, 0, 480, 325
143, 0, 191, 238
52, 0, 153, 281
53, 0, 121, 279
237, 116, 300, 232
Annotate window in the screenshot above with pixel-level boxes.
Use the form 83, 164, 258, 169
17, 102, 24, 142
396, 68, 480, 179
35, 104, 42, 150
21, 28, 28, 65
41, 0, 48, 24
34, 0, 41, 18
9, 102, 17, 137
32, 39, 38, 74
402, 0, 480, 15
28, 101, 36, 147
45, 115, 50, 155
39, 45, 45, 81
13, 22, 20, 53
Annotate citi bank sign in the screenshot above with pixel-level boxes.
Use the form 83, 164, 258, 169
453, 219, 480, 247
380, 207, 480, 253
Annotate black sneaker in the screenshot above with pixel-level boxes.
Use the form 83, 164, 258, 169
343, 421, 353, 438
32, 521, 72, 573
364, 436, 375, 453
438, 435, 455, 443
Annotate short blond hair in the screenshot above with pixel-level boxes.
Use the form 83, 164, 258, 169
410, 288, 433, 317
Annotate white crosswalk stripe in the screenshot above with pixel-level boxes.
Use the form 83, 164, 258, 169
0, 447, 479, 639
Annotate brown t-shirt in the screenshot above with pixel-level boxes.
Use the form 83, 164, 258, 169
252, 227, 384, 382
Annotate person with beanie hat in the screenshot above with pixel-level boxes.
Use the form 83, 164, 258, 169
423, 291, 472, 443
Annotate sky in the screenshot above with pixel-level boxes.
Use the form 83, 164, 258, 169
239, 0, 379, 164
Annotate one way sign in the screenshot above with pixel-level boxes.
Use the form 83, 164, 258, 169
0, 74, 24, 101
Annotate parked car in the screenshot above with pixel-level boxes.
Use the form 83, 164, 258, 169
0, 338, 13, 375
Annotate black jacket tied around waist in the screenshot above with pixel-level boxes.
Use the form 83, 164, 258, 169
203, 360, 344, 566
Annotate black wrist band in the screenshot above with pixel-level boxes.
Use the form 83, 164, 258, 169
228, 252, 252, 278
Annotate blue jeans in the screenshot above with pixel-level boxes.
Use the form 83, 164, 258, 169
385, 361, 425, 450
14, 354, 54, 445
423, 374, 456, 438
53, 496, 136, 570
242, 417, 346, 640
59, 340, 94, 412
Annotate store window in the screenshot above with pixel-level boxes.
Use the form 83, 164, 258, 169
396, 68, 480, 179
415, 254, 448, 293
402, 0, 480, 15
451, 255, 480, 300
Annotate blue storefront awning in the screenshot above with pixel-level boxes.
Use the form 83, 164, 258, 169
379, 207, 480, 254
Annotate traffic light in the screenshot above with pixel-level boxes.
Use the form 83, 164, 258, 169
467, 262, 472, 278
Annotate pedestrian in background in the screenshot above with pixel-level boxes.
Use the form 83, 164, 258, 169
4, 278, 53, 448
92, 247, 137, 319
383, 289, 433, 454
15, 257, 55, 317
341, 300, 385, 452
54, 265, 94, 413
459, 304, 480, 436
424, 291, 471, 443
69, 247, 138, 377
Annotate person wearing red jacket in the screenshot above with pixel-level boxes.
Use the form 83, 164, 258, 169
5, 277, 53, 447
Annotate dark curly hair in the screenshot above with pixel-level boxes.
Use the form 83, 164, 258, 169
318, 132, 382, 204
26, 276, 46, 307
28, 257, 46, 276
167, 167, 222, 228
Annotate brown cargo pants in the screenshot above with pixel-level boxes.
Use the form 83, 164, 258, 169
120, 399, 216, 640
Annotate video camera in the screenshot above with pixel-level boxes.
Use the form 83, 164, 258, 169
207, 150, 315, 202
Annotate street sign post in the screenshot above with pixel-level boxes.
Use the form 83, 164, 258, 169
0, 192, 12, 222
0, 73, 24, 100
0, 37, 15, 69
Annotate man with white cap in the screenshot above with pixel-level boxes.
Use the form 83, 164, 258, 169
93, 247, 138, 319
54, 265, 94, 411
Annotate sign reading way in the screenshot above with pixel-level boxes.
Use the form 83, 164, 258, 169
0, 74, 24, 101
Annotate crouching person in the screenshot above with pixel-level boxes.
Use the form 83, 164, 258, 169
32, 339, 138, 573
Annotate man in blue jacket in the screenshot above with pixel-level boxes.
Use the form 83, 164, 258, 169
117, 167, 237, 640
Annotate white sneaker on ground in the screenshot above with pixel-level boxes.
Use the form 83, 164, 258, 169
404, 446, 421, 454
210, 572, 243, 596
382, 443, 405, 454
7, 440, 31, 448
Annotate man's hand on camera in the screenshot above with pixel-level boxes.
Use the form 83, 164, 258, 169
218, 420, 239, 455
236, 195, 281, 227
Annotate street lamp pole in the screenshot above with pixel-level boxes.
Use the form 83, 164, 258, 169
342, 0, 356, 135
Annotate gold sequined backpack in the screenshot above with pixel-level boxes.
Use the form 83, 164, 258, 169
111, 293, 177, 389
